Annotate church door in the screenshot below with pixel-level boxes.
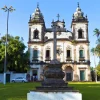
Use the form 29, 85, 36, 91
80, 70, 85, 81
65, 66, 73, 81
32, 70, 38, 81
66, 73, 72, 81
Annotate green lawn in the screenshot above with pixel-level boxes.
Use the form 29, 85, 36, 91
0, 82, 100, 100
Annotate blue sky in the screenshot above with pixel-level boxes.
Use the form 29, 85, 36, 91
0, 0, 100, 67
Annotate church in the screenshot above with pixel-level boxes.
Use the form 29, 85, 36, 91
28, 3, 91, 81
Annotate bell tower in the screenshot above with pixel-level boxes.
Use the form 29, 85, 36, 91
71, 2, 89, 42
28, 3, 45, 43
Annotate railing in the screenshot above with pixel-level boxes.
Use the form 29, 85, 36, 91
79, 57, 85, 61
66, 57, 72, 61
45, 57, 51, 61
45, 57, 51, 63
32, 57, 38, 63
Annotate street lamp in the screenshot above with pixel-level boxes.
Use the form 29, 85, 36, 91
94, 48, 97, 82
1, 6, 15, 85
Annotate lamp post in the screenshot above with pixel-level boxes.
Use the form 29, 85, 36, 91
1, 6, 15, 85
94, 48, 97, 82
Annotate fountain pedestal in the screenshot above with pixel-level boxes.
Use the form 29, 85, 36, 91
27, 62, 82, 100
27, 92, 82, 100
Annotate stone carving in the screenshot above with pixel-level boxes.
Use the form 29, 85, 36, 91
35, 59, 78, 92
50, 59, 60, 64
57, 48, 62, 55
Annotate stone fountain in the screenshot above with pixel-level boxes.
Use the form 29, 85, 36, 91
36, 60, 72, 92
27, 19, 82, 100
27, 59, 82, 100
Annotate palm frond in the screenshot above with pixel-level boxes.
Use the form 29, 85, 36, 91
94, 28, 100, 37
91, 48, 96, 55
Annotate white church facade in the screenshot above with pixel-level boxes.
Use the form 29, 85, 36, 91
28, 3, 91, 81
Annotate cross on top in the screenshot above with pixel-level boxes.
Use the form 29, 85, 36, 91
37, 2, 39, 8
57, 14, 60, 21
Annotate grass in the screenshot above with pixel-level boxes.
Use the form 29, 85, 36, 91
0, 82, 40, 100
69, 82, 100, 100
0, 82, 100, 100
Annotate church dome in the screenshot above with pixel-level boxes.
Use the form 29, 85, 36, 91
76, 6, 81, 12
32, 6, 44, 19
74, 3, 84, 19
29, 3, 44, 23
72, 2, 88, 22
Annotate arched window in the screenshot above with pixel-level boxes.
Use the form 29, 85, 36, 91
67, 50, 71, 58
33, 29, 39, 39
66, 46, 71, 58
78, 29, 83, 39
33, 49, 38, 58
46, 50, 50, 58
33, 49, 38, 61
79, 50, 84, 58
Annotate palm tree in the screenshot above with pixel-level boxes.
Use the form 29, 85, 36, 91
93, 28, 100, 64
91, 48, 97, 82
95, 44, 100, 64
96, 38, 100, 45
91, 48, 96, 64
94, 28, 100, 38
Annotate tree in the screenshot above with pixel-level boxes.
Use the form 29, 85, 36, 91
95, 44, 100, 63
91, 28, 100, 81
94, 28, 100, 38
90, 67, 96, 81
96, 64, 100, 77
91, 48, 96, 66
0, 34, 30, 73
93, 28, 100, 64
91, 48, 97, 82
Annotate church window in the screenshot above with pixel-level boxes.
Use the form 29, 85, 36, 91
67, 50, 71, 58
79, 50, 84, 58
33, 50, 38, 58
78, 29, 83, 39
33, 29, 39, 39
46, 50, 50, 58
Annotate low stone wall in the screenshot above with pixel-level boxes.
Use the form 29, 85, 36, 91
0, 74, 4, 83
0, 72, 27, 83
